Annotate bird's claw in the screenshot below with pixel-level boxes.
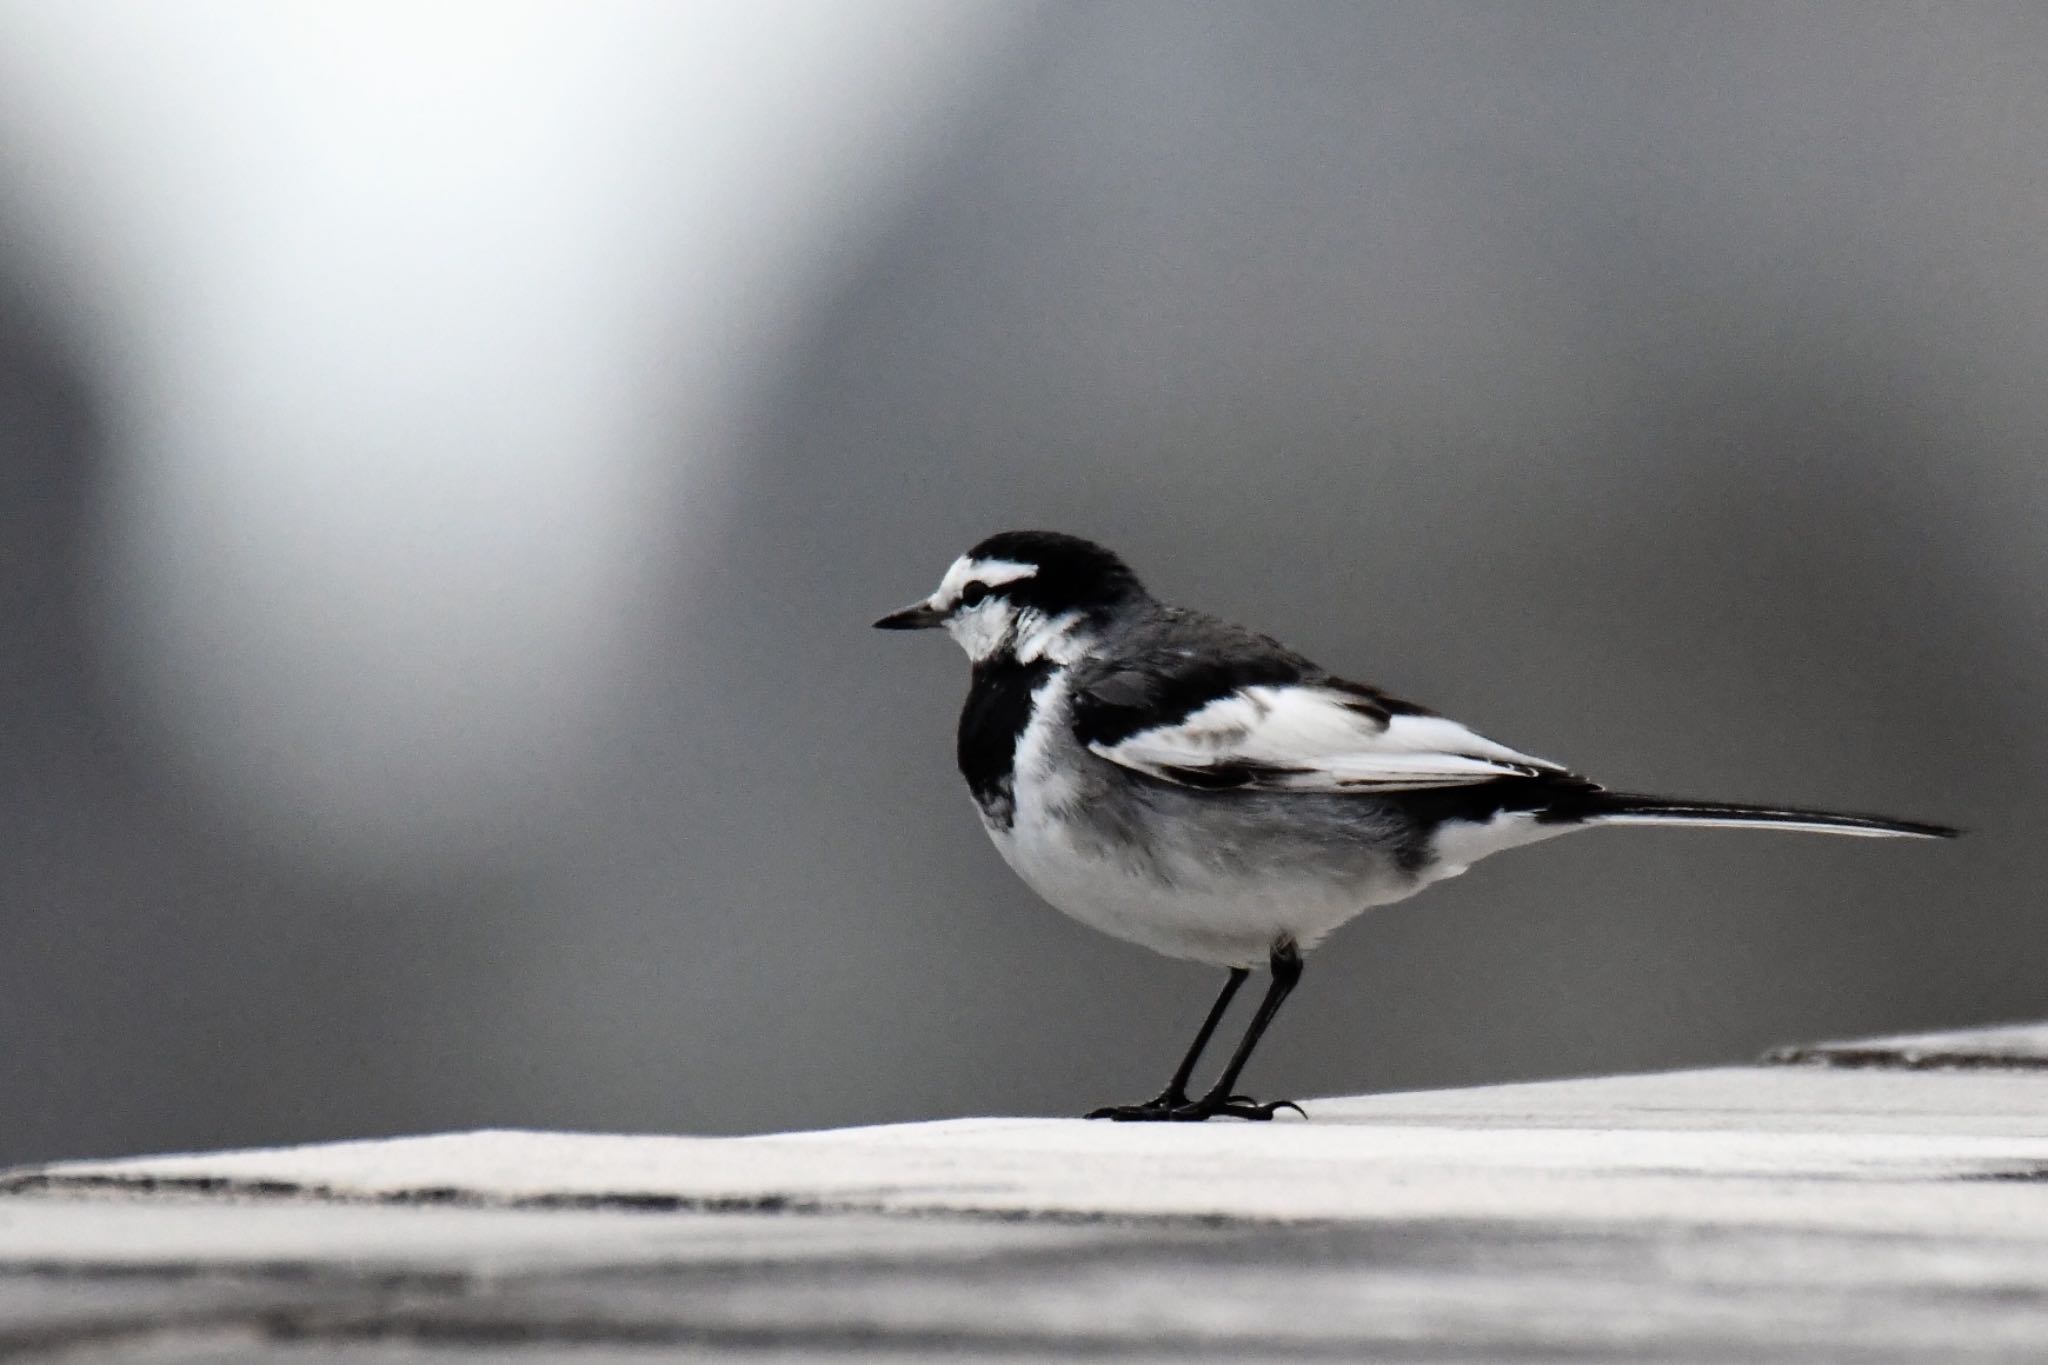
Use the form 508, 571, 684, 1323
1085, 1090, 1187, 1121
1204, 1097, 1304, 1121
1084, 1095, 1304, 1122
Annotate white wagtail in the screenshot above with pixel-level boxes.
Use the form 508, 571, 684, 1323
876, 531, 1957, 1122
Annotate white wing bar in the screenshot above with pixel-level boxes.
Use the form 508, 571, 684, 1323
1087, 684, 1561, 792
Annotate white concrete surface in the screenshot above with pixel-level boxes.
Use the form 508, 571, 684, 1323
8, 1024, 2048, 1361
16, 1065, 2048, 1232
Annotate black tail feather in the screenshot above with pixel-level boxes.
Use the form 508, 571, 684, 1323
1573, 791, 1959, 840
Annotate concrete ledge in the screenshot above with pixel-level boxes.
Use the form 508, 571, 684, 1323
1764, 1020, 2048, 1070
12, 1064, 2048, 1228
7, 1024, 2048, 1360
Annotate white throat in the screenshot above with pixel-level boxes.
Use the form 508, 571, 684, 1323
1015, 608, 1090, 665
946, 602, 1092, 666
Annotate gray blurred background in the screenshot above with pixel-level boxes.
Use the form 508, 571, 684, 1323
0, 2, 2039, 1166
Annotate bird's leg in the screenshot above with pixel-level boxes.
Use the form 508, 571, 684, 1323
1086, 967, 1248, 1120
1152, 966, 1250, 1106
1168, 940, 1305, 1121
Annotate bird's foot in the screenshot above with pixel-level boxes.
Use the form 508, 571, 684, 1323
1172, 1094, 1305, 1122
1084, 1092, 1304, 1122
1084, 1088, 1188, 1121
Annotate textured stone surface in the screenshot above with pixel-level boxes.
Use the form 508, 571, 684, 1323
1764, 1020, 2048, 1070
7, 1024, 2048, 1361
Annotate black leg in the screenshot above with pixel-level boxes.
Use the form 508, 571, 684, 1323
1169, 940, 1305, 1121
1086, 968, 1248, 1120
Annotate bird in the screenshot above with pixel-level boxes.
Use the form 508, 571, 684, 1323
874, 530, 1957, 1122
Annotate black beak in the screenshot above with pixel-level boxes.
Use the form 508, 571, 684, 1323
873, 600, 946, 631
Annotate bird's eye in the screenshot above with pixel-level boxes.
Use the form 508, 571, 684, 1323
959, 581, 991, 608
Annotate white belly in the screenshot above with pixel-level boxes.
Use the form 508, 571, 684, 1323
988, 814, 1406, 965
983, 672, 1422, 967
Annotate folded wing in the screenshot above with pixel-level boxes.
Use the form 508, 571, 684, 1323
1076, 669, 1564, 794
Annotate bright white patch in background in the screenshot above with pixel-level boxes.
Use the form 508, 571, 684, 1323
0, 0, 1034, 873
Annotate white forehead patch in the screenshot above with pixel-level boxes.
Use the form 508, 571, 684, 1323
937, 556, 1039, 600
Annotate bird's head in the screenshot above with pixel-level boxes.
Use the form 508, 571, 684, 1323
873, 530, 1146, 664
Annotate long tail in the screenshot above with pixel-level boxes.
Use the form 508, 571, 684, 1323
1577, 792, 1959, 840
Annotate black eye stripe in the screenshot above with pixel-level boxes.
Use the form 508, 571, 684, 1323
959, 581, 991, 607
